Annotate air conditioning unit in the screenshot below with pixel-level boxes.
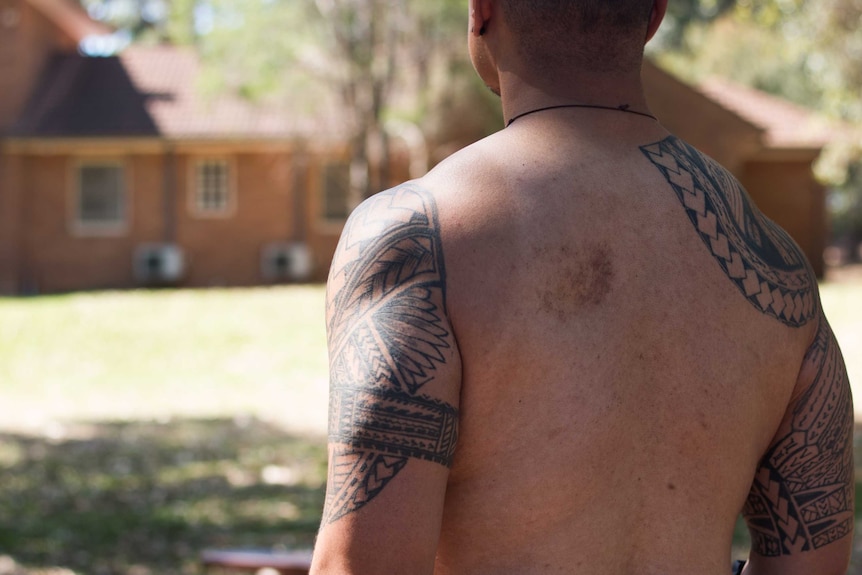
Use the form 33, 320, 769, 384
262, 242, 313, 282
134, 243, 185, 285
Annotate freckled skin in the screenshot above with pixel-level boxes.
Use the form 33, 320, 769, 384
537, 244, 616, 320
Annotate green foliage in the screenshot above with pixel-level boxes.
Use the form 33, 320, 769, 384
195, 1, 320, 103
653, 0, 737, 49
165, 0, 196, 45
658, 0, 862, 124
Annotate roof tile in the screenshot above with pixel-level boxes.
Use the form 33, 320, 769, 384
699, 79, 835, 149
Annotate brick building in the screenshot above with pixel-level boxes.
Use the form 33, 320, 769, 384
0, 0, 834, 294
0, 0, 413, 294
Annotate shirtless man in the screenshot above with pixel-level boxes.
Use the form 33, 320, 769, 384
309, 1, 854, 574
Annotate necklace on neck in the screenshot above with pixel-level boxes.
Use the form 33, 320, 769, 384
506, 103, 658, 128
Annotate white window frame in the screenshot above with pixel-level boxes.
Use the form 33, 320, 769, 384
189, 157, 236, 218
319, 159, 352, 223
70, 159, 129, 237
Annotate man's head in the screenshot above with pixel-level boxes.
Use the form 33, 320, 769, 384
469, 0, 666, 94
502, 0, 654, 69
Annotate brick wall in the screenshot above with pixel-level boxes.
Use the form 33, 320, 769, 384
15, 148, 321, 292
8, 143, 425, 294
0, 152, 22, 293
21, 154, 135, 292
176, 151, 299, 287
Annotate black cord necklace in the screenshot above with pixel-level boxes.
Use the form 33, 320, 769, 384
506, 103, 658, 128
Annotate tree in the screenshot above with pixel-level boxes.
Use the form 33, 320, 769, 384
305, 0, 471, 203
78, 0, 472, 204
651, 0, 738, 49
193, 0, 469, 204
311, 0, 405, 201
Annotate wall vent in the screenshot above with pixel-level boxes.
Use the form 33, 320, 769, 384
134, 244, 185, 285
261, 242, 312, 282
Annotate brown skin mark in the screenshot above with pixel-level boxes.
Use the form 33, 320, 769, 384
538, 243, 616, 320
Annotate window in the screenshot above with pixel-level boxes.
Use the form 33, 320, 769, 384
193, 159, 232, 216
76, 163, 126, 233
321, 161, 351, 221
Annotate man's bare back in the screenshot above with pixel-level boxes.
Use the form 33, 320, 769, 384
310, 2, 853, 574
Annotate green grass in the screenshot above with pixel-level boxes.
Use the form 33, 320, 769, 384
0, 286, 331, 574
0, 287, 329, 433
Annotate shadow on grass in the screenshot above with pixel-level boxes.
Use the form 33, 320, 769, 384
0, 417, 327, 575
3, 419, 862, 575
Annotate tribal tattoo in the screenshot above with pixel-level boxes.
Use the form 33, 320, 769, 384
322, 184, 458, 526
643, 137, 854, 555
641, 137, 816, 327
743, 319, 854, 555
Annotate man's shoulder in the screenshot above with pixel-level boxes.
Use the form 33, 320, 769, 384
345, 182, 439, 231
641, 135, 820, 328
328, 181, 449, 311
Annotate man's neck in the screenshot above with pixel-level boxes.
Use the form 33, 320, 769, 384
499, 66, 650, 128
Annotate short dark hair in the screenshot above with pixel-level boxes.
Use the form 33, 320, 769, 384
498, 0, 653, 73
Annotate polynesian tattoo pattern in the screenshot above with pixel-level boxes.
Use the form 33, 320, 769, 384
322, 184, 458, 526
643, 136, 854, 555
744, 319, 854, 555
641, 137, 816, 327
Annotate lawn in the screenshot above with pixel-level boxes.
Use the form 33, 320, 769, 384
0, 286, 330, 575
0, 278, 860, 575
0, 287, 330, 435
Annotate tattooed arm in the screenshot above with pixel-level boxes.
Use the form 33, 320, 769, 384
310, 183, 461, 575
742, 314, 854, 575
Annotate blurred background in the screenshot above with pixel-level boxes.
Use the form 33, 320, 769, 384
0, 0, 860, 574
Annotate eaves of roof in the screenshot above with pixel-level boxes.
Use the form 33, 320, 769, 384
697, 79, 835, 151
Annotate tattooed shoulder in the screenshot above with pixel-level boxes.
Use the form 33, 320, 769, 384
641, 137, 816, 327
322, 183, 459, 526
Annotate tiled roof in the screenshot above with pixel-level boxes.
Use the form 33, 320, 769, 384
12, 54, 158, 136
26, 0, 111, 42
699, 78, 834, 149
12, 45, 337, 140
